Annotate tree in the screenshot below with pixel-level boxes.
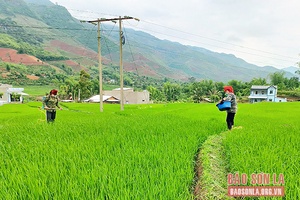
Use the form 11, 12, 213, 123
249, 77, 267, 86
296, 61, 300, 75
163, 82, 181, 102
269, 72, 286, 89
286, 77, 299, 89
188, 76, 196, 83
191, 82, 205, 103
124, 76, 133, 86
91, 79, 99, 95
59, 85, 68, 100
11, 92, 20, 102
208, 87, 222, 102
59, 76, 79, 101
78, 70, 92, 100
6, 64, 11, 71
59, 77, 77, 100
147, 85, 164, 102
227, 80, 246, 96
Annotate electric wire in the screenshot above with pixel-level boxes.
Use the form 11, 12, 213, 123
0, 24, 294, 69
1, 12, 298, 69
67, 9, 299, 67
124, 24, 298, 65
138, 19, 298, 60
0, 24, 296, 65
122, 22, 141, 77
101, 23, 117, 65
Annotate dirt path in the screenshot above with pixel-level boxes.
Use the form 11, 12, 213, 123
193, 133, 233, 200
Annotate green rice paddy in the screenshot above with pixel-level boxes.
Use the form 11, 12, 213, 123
0, 102, 299, 199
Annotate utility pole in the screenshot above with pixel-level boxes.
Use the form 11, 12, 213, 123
119, 16, 124, 110
97, 20, 103, 112
85, 19, 104, 112
85, 16, 139, 112
118, 16, 139, 110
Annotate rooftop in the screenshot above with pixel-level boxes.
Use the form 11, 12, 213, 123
251, 85, 277, 90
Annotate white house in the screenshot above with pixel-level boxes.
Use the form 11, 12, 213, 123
248, 85, 287, 103
84, 95, 120, 103
84, 88, 150, 104
0, 83, 11, 104
104, 88, 150, 104
0, 83, 28, 104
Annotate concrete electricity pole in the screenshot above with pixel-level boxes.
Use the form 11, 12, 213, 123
84, 16, 139, 112
119, 17, 124, 110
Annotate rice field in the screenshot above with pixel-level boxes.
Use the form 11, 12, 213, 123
223, 102, 300, 200
0, 102, 299, 199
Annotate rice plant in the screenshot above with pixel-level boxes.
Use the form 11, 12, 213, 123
0, 102, 299, 199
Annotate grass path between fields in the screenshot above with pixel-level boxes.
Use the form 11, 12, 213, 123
194, 131, 234, 200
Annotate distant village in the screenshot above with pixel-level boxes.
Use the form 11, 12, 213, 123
0, 83, 150, 105
1, 83, 288, 105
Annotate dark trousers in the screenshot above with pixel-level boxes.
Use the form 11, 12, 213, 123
46, 111, 56, 122
226, 112, 235, 130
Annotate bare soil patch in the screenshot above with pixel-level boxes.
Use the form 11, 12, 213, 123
0, 48, 44, 65
50, 40, 97, 59
26, 75, 40, 80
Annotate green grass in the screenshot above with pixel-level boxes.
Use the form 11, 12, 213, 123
195, 133, 232, 200
223, 102, 300, 199
0, 102, 299, 199
23, 85, 56, 96
0, 102, 224, 199
22, 84, 124, 97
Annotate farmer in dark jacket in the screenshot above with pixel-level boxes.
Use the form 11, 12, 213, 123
223, 86, 237, 130
43, 89, 62, 123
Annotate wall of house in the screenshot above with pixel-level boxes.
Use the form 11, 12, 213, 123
0, 84, 12, 103
103, 90, 150, 104
249, 88, 268, 103
274, 97, 287, 102
266, 86, 276, 102
251, 89, 267, 96
249, 85, 287, 103
124, 91, 150, 104
250, 98, 264, 103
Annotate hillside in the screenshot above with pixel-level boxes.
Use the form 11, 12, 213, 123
282, 66, 299, 74
0, 0, 296, 83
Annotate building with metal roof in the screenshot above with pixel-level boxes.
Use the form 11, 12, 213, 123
248, 85, 287, 103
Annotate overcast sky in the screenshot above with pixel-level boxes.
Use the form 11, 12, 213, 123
49, 0, 300, 69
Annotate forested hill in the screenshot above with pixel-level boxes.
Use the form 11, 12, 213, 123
0, 0, 296, 82
24, 0, 53, 6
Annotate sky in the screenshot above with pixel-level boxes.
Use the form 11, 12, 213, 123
49, 0, 300, 69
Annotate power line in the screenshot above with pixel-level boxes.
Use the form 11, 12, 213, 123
1, 12, 298, 69
0, 23, 101, 31
67, 9, 299, 63
122, 22, 141, 77
101, 23, 117, 64
139, 20, 298, 60
125, 23, 298, 65
82, 16, 139, 112
2, 19, 297, 65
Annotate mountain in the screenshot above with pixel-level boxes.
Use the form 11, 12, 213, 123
282, 66, 299, 75
102, 28, 295, 82
24, 0, 54, 6
0, 0, 297, 83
